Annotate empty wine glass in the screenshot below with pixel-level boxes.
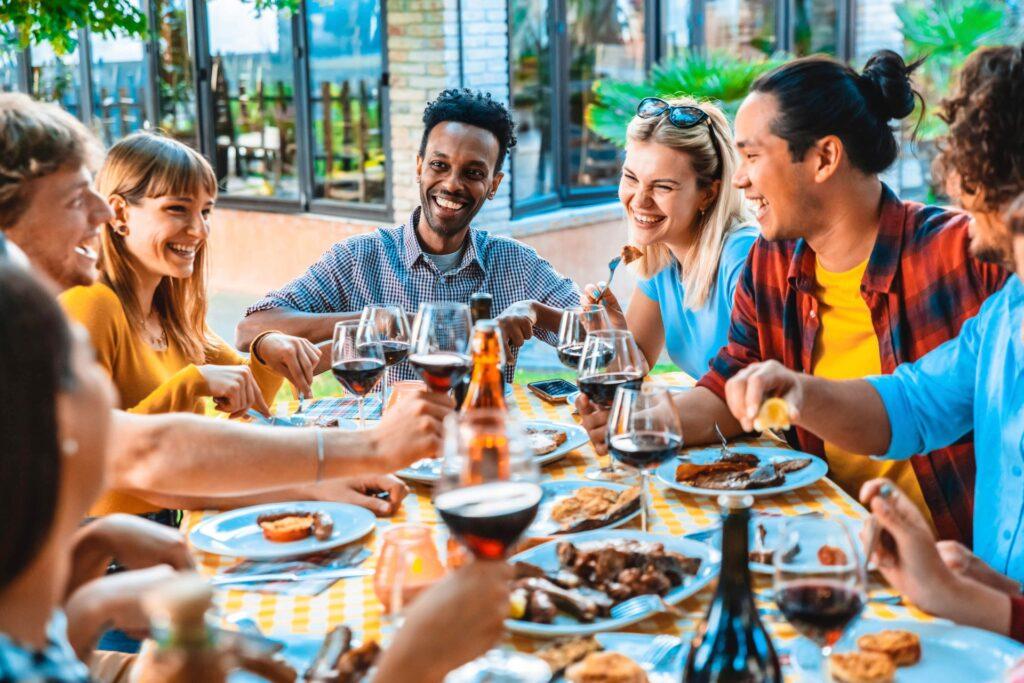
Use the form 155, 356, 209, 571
358, 305, 411, 407
556, 304, 611, 370
409, 302, 473, 394
773, 517, 866, 675
332, 321, 386, 428
607, 384, 682, 531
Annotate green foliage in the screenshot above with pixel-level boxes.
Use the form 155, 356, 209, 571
585, 51, 787, 147
0, 0, 302, 55
895, 0, 1023, 140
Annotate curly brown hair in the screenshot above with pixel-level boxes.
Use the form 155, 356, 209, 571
934, 44, 1024, 211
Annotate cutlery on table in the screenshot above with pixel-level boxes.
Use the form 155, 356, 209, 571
609, 593, 674, 620
210, 568, 372, 586
636, 634, 682, 670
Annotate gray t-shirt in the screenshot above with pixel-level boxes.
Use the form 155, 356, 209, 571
423, 248, 464, 273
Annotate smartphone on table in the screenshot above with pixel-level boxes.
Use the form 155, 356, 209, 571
527, 379, 578, 403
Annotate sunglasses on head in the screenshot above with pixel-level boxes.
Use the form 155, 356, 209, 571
636, 96, 721, 163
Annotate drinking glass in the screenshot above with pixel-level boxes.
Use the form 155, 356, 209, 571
331, 321, 386, 428
556, 304, 611, 370
577, 328, 647, 481
358, 305, 411, 407
372, 524, 446, 638
773, 517, 866, 674
433, 410, 546, 679
408, 302, 474, 394
606, 384, 682, 532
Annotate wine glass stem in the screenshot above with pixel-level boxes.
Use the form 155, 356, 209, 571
381, 370, 389, 411
639, 469, 649, 532
358, 395, 365, 429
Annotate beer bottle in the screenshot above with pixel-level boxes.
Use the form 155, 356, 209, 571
133, 574, 229, 683
462, 319, 506, 413
683, 495, 782, 683
455, 292, 496, 409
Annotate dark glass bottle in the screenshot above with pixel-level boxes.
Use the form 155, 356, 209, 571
455, 293, 495, 409
683, 495, 782, 683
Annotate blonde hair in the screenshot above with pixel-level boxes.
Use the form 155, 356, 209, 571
96, 132, 218, 364
625, 97, 753, 310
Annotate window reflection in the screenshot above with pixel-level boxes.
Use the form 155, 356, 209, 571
306, 0, 386, 206
30, 43, 82, 118
90, 13, 148, 146
510, 0, 556, 206
567, 0, 645, 188
704, 0, 776, 57
208, 0, 298, 198
155, 0, 198, 147
662, 0, 692, 58
793, 0, 838, 55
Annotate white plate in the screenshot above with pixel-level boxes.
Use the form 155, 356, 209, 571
799, 617, 1024, 682
655, 445, 828, 498
397, 420, 588, 485
506, 529, 719, 637
527, 479, 641, 537
189, 501, 376, 560
741, 514, 868, 574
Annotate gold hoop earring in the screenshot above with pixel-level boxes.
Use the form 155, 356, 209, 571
116, 225, 129, 237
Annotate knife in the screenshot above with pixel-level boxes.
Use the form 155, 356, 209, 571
211, 568, 371, 586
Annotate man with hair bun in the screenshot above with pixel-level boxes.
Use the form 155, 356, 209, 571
578, 50, 1008, 545
238, 88, 580, 377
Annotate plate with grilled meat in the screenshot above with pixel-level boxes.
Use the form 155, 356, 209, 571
528, 480, 642, 537
190, 501, 375, 560
506, 530, 719, 637
397, 420, 588, 485
654, 445, 827, 498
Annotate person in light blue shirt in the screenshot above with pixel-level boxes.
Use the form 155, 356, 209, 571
582, 96, 757, 378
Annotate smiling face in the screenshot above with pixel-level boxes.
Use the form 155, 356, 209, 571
4, 164, 113, 290
416, 121, 503, 245
619, 138, 716, 250
733, 92, 822, 241
113, 190, 214, 283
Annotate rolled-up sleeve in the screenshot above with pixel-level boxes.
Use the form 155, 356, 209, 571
864, 306, 982, 460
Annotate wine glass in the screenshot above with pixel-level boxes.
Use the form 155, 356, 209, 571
409, 302, 473, 394
556, 304, 611, 370
372, 524, 446, 639
358, 305, 411, 408
607, 384, 682, 532
433, 410, 548, 680
577, 328, 647, 481
773, 517, 866, 675
331, 321, 386, 428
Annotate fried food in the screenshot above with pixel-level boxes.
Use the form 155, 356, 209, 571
754, 397, 791, 432
535, 636, 603, 676
856, 629, 921, 667
675, 452, 811, 491
827, 651, 896, 683
305, 625, 380, 683
620, 245, 644, 265
818, 544, 849, 567
550, 486, 641, 533
566, 651, 649, 683
257, 510, 334, 543
525, 425, 569, 455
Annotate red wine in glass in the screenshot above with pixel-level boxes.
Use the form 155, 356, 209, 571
577, 371, 643, 407
366, 340, 410, 367
775, 579, 865, 647
409, 352, 472, 393
332, 359, 386, 396
434, 481, 542, 560
608, 431, 681, 469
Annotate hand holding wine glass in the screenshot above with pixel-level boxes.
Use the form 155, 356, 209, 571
332, 321, 386, 428
359, 305, 411, 406
409, 302, 474, 394
556, 304, 611, 370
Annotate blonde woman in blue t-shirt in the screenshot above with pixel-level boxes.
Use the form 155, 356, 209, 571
583, 96, 757, 379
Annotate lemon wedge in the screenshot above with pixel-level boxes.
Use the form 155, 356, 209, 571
754, 397, 791, 432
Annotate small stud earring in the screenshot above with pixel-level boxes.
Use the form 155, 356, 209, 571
61, 438, 79, 456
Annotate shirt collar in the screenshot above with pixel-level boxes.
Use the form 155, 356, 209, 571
788, 183, 904, 294
401, 206, 485, 273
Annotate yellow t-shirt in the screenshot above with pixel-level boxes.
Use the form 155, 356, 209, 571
60, 282, 283, 515
811, 257, 933, 527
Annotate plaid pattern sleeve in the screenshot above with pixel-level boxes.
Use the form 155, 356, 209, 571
696, 186, 1009, 545
0, 612, 91, 682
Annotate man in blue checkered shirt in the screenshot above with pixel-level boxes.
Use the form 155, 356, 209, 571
237, 89, 581, 381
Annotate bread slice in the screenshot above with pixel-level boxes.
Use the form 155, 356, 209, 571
259, 514, 314, 543
827, 651, 896, 683
565, 651, 649, 683
857, 629, 922, 667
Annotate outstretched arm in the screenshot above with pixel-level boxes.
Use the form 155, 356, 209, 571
236, 307, 361, 349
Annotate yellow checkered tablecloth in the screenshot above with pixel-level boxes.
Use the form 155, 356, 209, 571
181, 372, 934, 665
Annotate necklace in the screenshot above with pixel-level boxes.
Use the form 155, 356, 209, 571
142, 314, 168, 352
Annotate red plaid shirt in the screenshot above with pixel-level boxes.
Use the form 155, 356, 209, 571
697, 185, 1008, 545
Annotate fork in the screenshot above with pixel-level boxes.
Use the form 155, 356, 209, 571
594, 255, 623, 303
610, 593, 666, 620
636, 634, 681, 670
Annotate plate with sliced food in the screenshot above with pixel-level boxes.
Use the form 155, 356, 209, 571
811, 618, 1024, 683
739, 514, 868, 574
655, 444, 827, 498
189, 501, 376, 560
506, 529, 719, 637
397, 420, 588, 485
528, 480, 642, 537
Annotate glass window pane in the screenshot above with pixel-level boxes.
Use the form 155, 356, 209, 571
30, 43, 82, 118
793, 0, 839, 56
155, 0, 198, 147
662, 0, 692, 58
0, 29, 20, 92
208, 0, 298, 198
855, 0, 901, 64
90, 14, 148, 146
510, 0, 557, 206
567, 0, 645, 188
306, 0, 386, 206
704, 0, 776, 57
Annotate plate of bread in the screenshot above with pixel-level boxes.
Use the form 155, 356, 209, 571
190, 501, 376, 560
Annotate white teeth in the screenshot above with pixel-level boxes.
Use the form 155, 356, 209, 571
74, 244, 97, 260
633, 214, 663, 224
435, 197, 464, 211
168, 244, 197, 257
